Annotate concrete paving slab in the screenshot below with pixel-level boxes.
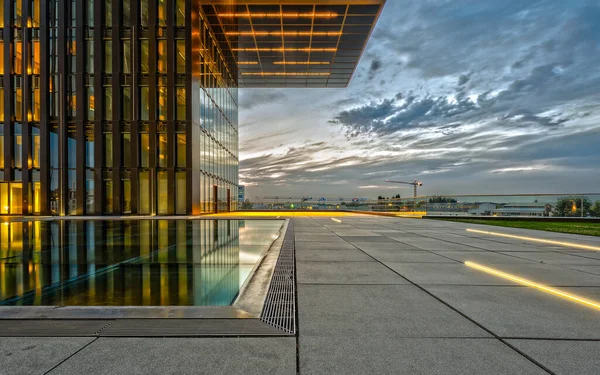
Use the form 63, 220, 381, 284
363, 249, 456, 263
295, 241, 356, 251
425, 285, 600, 339
387, 262, 600, 286
340, 236, 396, 242
507, 339, 600, 375
498, 251, 600, 265
296, 249, 374, 262
431, 250, 534, 264
299, 337, 546, 375
298, 284, 488, 338
385, 262, 517, 285
297, 261, 408, 284
351, 242, 421, 251
51, 337, 296, 375
0, 337, 94, 375
564, 265, 600, 276
389, 238, 483, 251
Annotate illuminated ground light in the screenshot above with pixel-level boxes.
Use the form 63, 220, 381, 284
465, 261, 600, 311
466, 228, 600, 252
331, 218, 342, 223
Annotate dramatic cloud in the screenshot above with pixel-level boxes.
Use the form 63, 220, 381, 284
238, 0, 600, 199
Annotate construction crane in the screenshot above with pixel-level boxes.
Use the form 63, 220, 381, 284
385, 179, 423, 207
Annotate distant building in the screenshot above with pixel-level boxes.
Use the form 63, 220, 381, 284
469, 203, 496, 216
493, 203, 553, 217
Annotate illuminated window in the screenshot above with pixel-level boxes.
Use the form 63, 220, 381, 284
176, 0, 185, 26
31, 39, 41, 74
158, 40, 167, 73
176, 40, 185, 73
140, 86, 149, 120
176, 134, 186, 167
140, 40, 149, 73
123, 0, 131, 25
86, 170, 94, 214
158, 134, 167, 167
176, 87, 186, 120
14, 0, 22, 27
87, 86, 94, 121
158, 86, 166, 120
32, 85, 40, 121
14, 85, 22, 121
87, 0, 94, 26
0, 88, 4, 121
158, 0, 166, 26
122, 178, 131, 213
0, 125, 4, 167
104, 41, 112, 73
176, 171, 186, 214
14, 42, 23, 74
138, 171, 150, 214
32, 129, 40, 169
140, 133, 149, 167
86, 136, 94, 167
140, 0, 148, 26
105, 0, 112, 25
14, 124, 22, 168
123, 40, 131, 73
11, 183, 22, 214
32, 0, 41, 27
0, 183, 8, 214
157, 171, 167, 214
86, 40, 94, 73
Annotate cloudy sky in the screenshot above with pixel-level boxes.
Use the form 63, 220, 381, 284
238, 0, 600, 200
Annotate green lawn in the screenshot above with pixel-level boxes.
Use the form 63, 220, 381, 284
435, 219, 600, 237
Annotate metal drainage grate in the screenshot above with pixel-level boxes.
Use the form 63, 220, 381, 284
260, 221, 296, 335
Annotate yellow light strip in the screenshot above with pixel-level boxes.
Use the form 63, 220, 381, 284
273, 61, 330, 65
465, 261, 600, 311
233, 47, 337, 52
226, 31, 341, 36
237, 61, 259, 65
331, 218, 342, 223
466, 229, 600, 252
219, 13, 338, 18
241, 72, 330, 76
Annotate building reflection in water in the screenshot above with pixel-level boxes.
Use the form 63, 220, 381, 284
0, 220, 283, 306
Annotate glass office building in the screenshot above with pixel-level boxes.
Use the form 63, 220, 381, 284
0, 0, 383, 216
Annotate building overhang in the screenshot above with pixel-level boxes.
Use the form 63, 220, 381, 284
203, 0, 386, 88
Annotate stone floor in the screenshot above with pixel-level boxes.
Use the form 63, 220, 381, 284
3, 214, 600, 374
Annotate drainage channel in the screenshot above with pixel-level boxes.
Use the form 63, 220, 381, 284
260, 220, 297, 335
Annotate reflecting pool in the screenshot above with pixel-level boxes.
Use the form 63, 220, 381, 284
0, 220, 284, 306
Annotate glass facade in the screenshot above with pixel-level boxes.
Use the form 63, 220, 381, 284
0, 0, 239, 215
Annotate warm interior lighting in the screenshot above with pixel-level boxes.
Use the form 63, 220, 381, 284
218, 13, 338, 18
233, 47, 336, 52
273, 61, 330, 65
465, 261, 600, 311
241, 72, 330, 76
225, 31, 341, 36
237, 61, 259, 65
466, 229, 600, 251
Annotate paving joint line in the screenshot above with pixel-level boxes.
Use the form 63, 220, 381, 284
45, 336, 99, 374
